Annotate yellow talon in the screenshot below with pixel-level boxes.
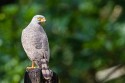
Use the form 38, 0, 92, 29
26, 61, 36, 70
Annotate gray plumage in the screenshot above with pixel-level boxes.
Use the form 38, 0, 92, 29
21, 15, 52, 80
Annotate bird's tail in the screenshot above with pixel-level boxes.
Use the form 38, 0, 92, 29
41, 58, 53, 80
36, 52, 53, 80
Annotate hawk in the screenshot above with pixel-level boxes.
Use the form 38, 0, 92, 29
21, 15, 52, 80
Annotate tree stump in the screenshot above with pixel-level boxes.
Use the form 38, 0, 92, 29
24, 68, 59, 83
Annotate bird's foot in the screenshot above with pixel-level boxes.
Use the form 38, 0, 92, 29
26, 61, 36, 70
26, 67, 36, 70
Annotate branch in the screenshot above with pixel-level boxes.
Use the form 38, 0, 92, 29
96, 65, 125, 82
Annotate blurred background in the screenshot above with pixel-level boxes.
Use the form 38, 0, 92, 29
0, 0, 125, 83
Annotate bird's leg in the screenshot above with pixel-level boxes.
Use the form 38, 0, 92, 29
26, 61, 36, 70
32, 61, 35, 68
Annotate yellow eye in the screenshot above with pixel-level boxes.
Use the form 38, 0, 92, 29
37, 17, 41, 21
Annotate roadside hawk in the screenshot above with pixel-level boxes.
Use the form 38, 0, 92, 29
21, 15, 52, 80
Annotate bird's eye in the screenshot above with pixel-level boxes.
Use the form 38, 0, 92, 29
37, 17, 41, 21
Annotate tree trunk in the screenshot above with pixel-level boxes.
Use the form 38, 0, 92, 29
24, 68, 59, 83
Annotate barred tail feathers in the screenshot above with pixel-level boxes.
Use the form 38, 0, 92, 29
36, 58, 52, 80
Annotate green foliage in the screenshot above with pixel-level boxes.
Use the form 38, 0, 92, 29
0, 0, 125, 83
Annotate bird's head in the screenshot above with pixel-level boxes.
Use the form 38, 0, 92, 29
31, 15, 46, 24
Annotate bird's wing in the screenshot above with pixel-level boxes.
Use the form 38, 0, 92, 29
21, 26, 50, 61
32, 31, 50, 62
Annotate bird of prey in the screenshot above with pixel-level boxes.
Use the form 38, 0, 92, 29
21, 15, 52, 80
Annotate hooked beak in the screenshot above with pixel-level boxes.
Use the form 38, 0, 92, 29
40, 17, 46, 22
